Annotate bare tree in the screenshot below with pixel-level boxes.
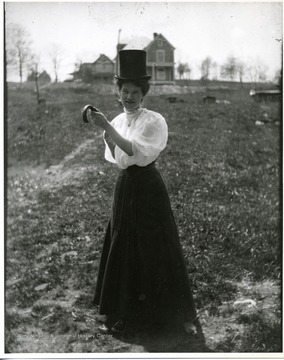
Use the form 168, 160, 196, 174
236, 60, 246, 87
186, 65, 191, 80
200, 56, 213, 80
177, 62, 191, 80
247, 64, 257, 84
247, 59, 269, 84
6, 23, 33, 83
274, 68, 282, 89
220, 56, 238, 81
211, 61, 219, 80
49, 43, 64, 83
255, 60, 268, 83
27, 53, 41, 103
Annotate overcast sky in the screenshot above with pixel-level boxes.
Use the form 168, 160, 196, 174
5, 1, 283, 81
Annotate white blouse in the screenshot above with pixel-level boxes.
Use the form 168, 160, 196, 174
104, 108, 168, 169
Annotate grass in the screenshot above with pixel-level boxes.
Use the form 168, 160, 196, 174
5, 81, 282, 353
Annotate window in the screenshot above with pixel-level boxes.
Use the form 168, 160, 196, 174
158, 39, 163, 47
156, 50, 165, 63
157, 68, 166, 80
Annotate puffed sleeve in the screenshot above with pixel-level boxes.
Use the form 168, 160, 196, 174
130, 112, 168, 158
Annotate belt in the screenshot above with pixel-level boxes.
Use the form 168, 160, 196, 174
123, 161, 156, 177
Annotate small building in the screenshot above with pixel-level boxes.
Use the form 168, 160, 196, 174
250, 89, 281, 102
27, 70, 51, 84
70, 54, 115, 83
117, 33, 175, 85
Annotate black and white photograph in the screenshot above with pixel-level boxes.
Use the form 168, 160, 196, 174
3, 0, 282, 355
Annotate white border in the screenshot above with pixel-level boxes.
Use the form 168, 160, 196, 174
1, 0, 283, 359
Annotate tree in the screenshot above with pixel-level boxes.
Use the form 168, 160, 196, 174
236, 61, 246, 86
49, 43, 64, 83
211, 61, 219, 80
255, 60, 268, 83
177, 62, 191, 80
247, 59, 268, 84
200, 56, 213, 80
81, 65, 94, 83
274, 69, 282, 89
27, 53, 41, 103
220, 56, 238, 81
247, 64, 257, 84
6, 23, 33, 83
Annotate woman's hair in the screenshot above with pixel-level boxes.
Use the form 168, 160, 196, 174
116, 78, 150, 96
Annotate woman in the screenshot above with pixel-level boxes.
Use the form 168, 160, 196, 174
87, 50, 197, 334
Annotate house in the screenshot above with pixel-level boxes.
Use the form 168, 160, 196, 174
71, 33, 175, 84
249, 89, 281, 102
117, 33, 175, 85
93, 54, 115, 82
27, 70, 51, 84
70, 54, 115, 83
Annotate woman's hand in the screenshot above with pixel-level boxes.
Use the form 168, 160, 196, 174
88, 110, 109, 130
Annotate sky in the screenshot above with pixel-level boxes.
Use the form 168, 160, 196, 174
4, 1, 283, 82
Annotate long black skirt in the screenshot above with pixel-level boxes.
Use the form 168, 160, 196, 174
93, 162, 196, 326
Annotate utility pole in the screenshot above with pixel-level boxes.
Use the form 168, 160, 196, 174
116, 29, 122, 76
152, 63, 155, 85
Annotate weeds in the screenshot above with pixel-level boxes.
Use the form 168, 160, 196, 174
218, 307, 282, 352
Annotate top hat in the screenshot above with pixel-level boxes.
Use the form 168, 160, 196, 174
115, 50, 151, 80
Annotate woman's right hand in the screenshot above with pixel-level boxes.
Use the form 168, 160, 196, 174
88, 110, 109, 129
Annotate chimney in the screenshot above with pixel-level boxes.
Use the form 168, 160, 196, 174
154, 33, 158, 39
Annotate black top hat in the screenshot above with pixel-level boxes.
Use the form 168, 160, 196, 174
115, 50, 151, 80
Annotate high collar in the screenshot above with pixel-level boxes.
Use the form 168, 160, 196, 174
124, 106, 143, 117
124, 106, 144, 126
125, 105, 143, 114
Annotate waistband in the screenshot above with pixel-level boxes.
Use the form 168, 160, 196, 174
122, 161, 156, 177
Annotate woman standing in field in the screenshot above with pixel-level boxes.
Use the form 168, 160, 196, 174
86, 50, 197, 334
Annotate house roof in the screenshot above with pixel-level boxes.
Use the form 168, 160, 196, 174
38, 71, 51, 79
94, 54, 114, 64
147, 33, 175, 50
122, 36, 152, 50
120, 33, 175, 52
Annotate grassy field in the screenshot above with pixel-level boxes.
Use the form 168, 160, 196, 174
5, 81, 282, 353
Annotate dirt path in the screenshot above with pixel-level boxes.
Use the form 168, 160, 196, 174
8, 138, 97, 191
6, 139, 281, 353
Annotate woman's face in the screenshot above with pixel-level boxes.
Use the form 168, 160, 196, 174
120, 82, 143, 111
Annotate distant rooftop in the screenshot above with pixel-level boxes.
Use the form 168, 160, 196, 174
122, 36, 152, 50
